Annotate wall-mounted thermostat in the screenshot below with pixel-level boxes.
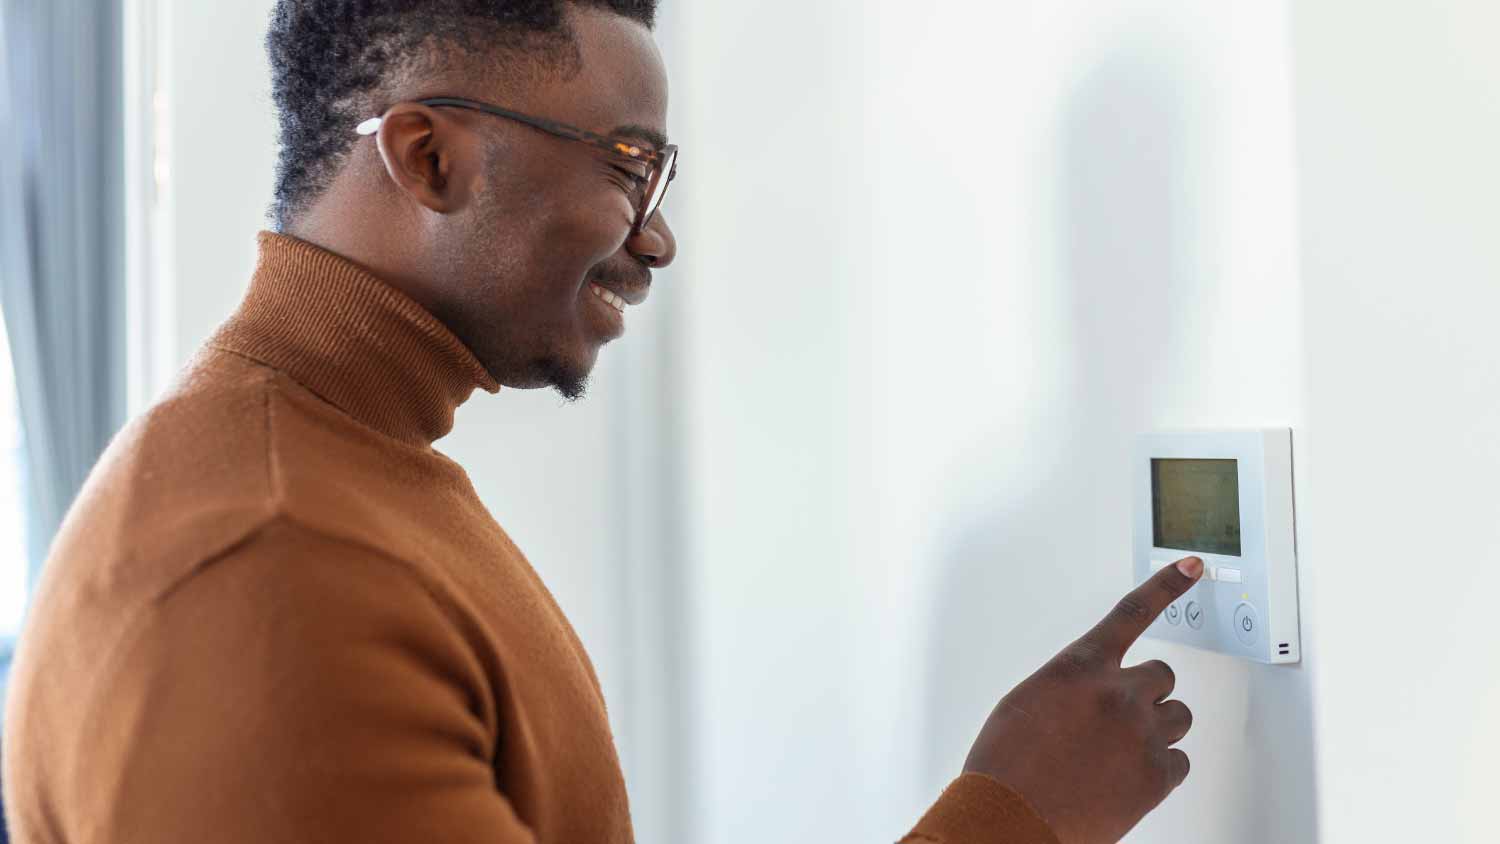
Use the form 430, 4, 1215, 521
1133, 429, 1302, 664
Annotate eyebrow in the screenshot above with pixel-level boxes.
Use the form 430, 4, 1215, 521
610, 123, 670, 150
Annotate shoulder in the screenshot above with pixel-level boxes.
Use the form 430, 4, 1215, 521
155, 516, 469, 641
64, 517, 505, 841
130, 516, 495, 739
50, 348, 447, 598
46, 351, 283, 598
41, 347, 485, 643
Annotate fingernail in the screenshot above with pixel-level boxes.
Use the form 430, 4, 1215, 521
1176, 557, 1204, 578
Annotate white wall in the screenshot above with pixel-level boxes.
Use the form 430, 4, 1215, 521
674, 1, 1308, 842
861, 2, 1316, 841
676, 1, 1500, 842
1293, 2, 1500, 841
154, 1, 275, 368
672, 1, 874, 838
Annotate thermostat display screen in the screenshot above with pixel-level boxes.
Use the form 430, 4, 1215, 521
1151, 459, 1242, 556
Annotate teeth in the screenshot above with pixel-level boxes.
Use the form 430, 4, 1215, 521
590, 284, 627, 314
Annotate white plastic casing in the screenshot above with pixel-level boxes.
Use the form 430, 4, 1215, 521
1133, 429, 1302, 664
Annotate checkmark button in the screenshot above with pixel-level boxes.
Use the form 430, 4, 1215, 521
1185, 600, 1205, 630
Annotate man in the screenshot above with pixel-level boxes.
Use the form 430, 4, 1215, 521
2, 2, 1199, 842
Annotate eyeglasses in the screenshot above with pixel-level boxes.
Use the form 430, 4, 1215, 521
356, 96, 677, 234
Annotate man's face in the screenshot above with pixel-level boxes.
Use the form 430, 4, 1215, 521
428, 8, 676, 400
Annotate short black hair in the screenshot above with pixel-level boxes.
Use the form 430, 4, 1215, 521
265, 0, 658, 230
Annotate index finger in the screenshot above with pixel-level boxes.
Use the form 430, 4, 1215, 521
1084, 557, 1204, 661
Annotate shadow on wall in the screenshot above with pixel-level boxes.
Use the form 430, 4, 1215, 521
920, 44, 1320, 844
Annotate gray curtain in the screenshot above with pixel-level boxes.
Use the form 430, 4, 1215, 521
0, 0, 126, 590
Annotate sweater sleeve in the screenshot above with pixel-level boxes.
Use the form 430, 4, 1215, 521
89, 518, 534, 843
901, 773, 1061, 844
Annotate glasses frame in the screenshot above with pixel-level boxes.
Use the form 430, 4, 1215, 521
357, 96, 677, 234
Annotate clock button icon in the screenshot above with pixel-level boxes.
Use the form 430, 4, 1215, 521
1164, 602, 1182, 626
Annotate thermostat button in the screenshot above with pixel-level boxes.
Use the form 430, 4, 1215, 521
1233, 603, 1259, 646
1154, 559, 1212, 579
1163, 602, 1183, 626
1184, 601, 1205, 630
1217, 567, 1243, 584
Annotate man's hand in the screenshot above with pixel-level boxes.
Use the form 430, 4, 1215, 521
963, 556, 1204, 844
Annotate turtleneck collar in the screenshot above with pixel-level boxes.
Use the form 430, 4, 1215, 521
209, 232, 500, 447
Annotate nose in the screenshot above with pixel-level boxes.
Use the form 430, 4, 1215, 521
626, 211, 677, 269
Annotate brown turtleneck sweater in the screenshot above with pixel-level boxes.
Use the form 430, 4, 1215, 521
2, 233, 1058, 844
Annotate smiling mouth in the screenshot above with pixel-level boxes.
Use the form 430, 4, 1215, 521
589, 283, 627, 315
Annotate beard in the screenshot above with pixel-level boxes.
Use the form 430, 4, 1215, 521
536, 354, 590, 402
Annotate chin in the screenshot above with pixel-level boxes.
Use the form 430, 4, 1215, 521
547, 370, 591, 403
535, 348, 596, 402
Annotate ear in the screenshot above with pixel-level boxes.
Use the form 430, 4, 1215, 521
372, 103, 476, 215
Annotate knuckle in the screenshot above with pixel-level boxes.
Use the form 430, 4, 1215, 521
1151, 573, 1187, 601
1111, 594, 1155, 626
1157, 700, 1193, 739
1173, 749, 1192, 783
1071, 638, 1105, 662
1150, 749, 1185, 793
1096, 684, 1134, 715
1155, 659, 1177, 683
1048, 640, 1103, 678
1048, 651, 1090, 679
1144, 659, 1176, 689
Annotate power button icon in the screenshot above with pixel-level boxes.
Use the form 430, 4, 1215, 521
1233, 603, 1260, 646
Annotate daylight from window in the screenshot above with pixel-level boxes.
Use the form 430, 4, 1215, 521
0, 308, 28, 638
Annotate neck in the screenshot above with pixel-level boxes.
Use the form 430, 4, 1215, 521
210, 231, 499, 446
285, 193, 446, 323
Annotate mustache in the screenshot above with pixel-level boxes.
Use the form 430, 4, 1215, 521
589, 262, 652, 290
